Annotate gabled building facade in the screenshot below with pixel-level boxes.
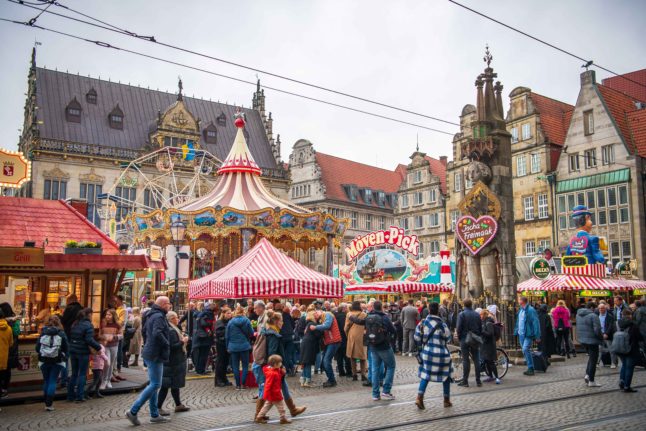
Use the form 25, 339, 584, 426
555, 69, 646, 278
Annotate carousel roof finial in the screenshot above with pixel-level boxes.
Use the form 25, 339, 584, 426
217, 107, 261, 176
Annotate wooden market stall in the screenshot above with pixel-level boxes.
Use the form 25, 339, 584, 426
343, 281, 454, 303
0, 197, 165, 385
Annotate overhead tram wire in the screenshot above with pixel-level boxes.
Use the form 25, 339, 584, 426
448, 0, 646, 91
7, 0, 460, 127
0, 17, 455, 136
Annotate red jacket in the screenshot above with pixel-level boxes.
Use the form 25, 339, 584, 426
262, 365, 285, 402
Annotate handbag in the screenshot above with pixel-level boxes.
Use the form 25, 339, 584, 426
465, 330, 483, 348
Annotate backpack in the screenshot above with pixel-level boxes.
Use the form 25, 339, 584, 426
610, 330, 631, 355
493, 322, 503, 341
252, 332, 268, 366
365, 314, 387, 346
39, 333, 63, 360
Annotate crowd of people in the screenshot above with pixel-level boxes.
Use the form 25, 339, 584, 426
1, 293, 645, 424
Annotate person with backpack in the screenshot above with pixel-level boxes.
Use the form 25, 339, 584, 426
480, 309, 500, 384
193, 303, 216, 375
576, 301, 603, 387
456, 299, 484, 386
614, 308, 642, 392
414, 301, 453, 410
309, 309, 342, 388
364, 301, 397, 401
35, 315, 68, 411
67, 307, 101, 402
551, 300, 573, 358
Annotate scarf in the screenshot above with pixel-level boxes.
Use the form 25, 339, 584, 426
170, 322, 186, 353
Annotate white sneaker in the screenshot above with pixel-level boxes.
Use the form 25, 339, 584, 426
381, 392, 396, 400
584, 375, 589, 384
610, 364, 617, 369
408, 353, 413, 357
99, 382, 107, 390
588, 381, 602, 387
106, 382, 113, 389
45, 406, 55, 411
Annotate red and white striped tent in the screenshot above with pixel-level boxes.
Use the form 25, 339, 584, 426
517, 274, 646, 292
189, 238, 344, 299
345, 281, 454, 296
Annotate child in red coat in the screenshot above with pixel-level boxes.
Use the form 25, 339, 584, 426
256, 355, 291, 424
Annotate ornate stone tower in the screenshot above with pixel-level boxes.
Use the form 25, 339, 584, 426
457, 47, 517, 300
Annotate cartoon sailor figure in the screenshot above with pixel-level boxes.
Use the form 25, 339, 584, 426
565, 205, 605, 264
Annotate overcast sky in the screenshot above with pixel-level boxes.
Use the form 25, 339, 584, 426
1, 0, 644, 169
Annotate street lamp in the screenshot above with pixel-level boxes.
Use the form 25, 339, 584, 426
170, 220, 186, 311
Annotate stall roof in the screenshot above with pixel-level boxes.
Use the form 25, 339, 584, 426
0, 197, 121, 254
517, 274, 645, 291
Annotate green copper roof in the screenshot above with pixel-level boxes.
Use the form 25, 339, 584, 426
556, 168, 630, 193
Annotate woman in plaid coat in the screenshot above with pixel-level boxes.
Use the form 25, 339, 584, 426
413, 302, 453, 410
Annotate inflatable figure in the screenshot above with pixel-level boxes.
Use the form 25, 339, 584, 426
566, 205, 605, 264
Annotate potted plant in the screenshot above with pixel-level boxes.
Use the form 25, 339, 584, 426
64, 240, 103, 255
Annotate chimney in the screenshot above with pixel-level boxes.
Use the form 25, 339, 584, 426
580, 70, 596, 86
67, 199, 88, 218
439, 156, 448, 166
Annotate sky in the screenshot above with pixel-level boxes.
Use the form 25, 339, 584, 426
0, 0, 645, 170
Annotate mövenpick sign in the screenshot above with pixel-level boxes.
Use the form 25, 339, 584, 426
345, 226, 419, 260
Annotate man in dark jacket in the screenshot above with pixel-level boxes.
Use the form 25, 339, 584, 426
388, 302, 402, 354
365, 301, 397, 401
456, 299, 483, 387
192, 303, 216, 375
67, 308, 101, 402
333, 303, 352, 377
596, 302, 616, 368
277, 303, 296, 375
576, 301, 602, 387
127, 296, 171, 425
59, 294, 82, 387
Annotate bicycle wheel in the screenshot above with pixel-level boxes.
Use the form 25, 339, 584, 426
495, 348, 509, 379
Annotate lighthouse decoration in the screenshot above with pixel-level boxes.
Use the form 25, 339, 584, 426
439, 247, 452, 285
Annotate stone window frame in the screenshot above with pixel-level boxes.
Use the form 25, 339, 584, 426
568, 153, 580, 172
510, 126, 518, 143
350, 211, 358, 229
429, 188, 437, 203
601, 144, 615, 165
538, 239, 550, 253
413, 191, 424, 206
584, 149, 597, 169
530, 153, 541, 174
521, 123, 532, 140
414, 215, 424, 229
517, 154, 527, 177
525, 240, 536, 256
429, 212, 440, 228
523, 195, 534, 221
583, 110, 594, 136
365, 214, 372, 230
454, 172, 462, 192
537, 193, 549, 219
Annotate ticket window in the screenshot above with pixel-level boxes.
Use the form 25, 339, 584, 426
90, 278, 104, 327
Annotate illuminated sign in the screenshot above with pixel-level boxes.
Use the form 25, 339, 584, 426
0, 148, 31, 188
562, 255, 588, 268
579, 290, 611, 297
0, 247, 45, 268
530, 257, 551, 280
345, 226, 419, 260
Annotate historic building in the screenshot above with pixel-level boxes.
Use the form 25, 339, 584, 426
16, 49, 287, 241
394, 149, 448, 258
288, 139, 403, 270
554, 69, 646, 278
507, 88, 573, 259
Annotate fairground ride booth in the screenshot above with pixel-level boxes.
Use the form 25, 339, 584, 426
0, 196, 165, 386
130, 113, 347, 309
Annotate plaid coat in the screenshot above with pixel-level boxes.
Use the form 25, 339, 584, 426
414, 316, 453, 382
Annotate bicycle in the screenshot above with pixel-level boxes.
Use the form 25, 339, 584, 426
450, 345, 510, 381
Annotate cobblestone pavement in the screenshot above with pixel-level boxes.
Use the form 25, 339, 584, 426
1, 355, 644, 431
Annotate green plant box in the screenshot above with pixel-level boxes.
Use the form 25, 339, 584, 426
64, 247, 103, 255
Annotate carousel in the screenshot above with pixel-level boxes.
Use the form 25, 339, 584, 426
129, 111, 347, 305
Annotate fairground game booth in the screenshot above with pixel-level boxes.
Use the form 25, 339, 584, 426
0, 197, 164, 386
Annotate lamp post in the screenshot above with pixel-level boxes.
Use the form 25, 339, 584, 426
170, 220, 186, 311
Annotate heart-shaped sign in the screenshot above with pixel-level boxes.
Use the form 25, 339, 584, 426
455, 215, 498, 256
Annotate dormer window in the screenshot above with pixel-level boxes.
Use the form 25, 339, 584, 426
203, 123, 217, 144
363, 189, 373, 204
216, 112, 226, 126
65, 97, 82, 123
343, 184, 358, 202
108, 104, 124, 130
86, 88, 97, 104
377, 191, 386, 207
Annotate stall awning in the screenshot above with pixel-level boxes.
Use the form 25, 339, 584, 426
43, 254, 166, 271
345, 281, 454, 296
517, 274, 637, 292
189, 238, 343, 299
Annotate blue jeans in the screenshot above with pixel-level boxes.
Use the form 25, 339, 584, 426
322, 343, 340, 383
367, 346, 385, 382
620, 355, 635, 388
418, 377, 450, 398
67, 354, 89, 401
230, 350, 250, 386
315, 352, 322, 371
130, 360, 163, 418
370, 347, 396, 398
252, 362, 291, 399
59, 357, 69, 385
519, 335, 534, 370
302, 364, 312, 380
41, 363, 62, 407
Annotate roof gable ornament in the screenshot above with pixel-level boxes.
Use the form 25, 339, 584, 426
177, 76, 183, 101
216, 108, 262, 176
43, 166, 71, 180
79, 168, 105, 184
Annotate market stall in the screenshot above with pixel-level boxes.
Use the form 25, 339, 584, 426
344, 280, 454, 304
188, 238, 343, 300
0, 197, 165, 386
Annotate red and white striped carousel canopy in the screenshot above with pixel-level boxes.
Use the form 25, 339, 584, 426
517, 274, 646, 292
345, 281, 454, 295
189, 238, 344, 299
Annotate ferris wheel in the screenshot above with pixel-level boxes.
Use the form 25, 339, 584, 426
98, 146, 221, 241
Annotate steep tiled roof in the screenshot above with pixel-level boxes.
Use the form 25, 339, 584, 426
424, 156, 448, 194
34, 68, 278, 169
601, 69, 646, 103
597, 84, 646, 156
627, 109, 646, 157
530, 92, 574, 146
315, 153, 404, 207
0, 197, 121, 254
